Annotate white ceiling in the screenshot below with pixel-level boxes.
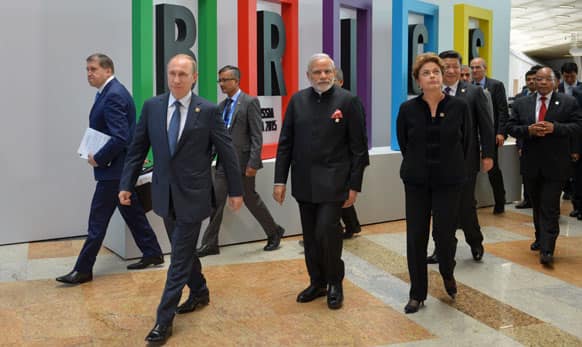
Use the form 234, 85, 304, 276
511, 0, 582, 59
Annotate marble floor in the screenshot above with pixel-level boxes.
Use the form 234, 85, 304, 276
1, 202, 582, 346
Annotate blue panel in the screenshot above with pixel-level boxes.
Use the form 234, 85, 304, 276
391, 0, 438, 150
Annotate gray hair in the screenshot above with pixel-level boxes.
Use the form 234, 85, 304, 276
307, 53, 335, 72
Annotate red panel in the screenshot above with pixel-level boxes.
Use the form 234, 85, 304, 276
239, 0, 299, 160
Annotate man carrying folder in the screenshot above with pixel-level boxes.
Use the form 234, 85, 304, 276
56, 53, 164, 285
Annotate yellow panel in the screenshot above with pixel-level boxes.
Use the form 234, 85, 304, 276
453, 4, 493, 76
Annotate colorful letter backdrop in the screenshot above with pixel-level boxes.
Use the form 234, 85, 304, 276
322, 0, 372, 146
391, 0, 438, 150
453, 4, 492, 73
238, 0, 298, 159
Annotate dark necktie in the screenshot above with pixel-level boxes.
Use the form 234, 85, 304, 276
168, 100, 181, 155
223, 98, 233, 127
94, 91, 101, 103
539, 96, 547, 121
444, 86, 452, 95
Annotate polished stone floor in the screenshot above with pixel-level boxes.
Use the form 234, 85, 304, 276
1, 202, 582, 346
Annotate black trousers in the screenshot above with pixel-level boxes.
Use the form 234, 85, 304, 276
156, 213, 207, 326
341, 205, 361, 233
525, 175, 564, 254
458, 174, 483, 247
405, 183, 461, 301
571, 161, 582, 210
488, 146, 506, 206
298, 201, 344, 286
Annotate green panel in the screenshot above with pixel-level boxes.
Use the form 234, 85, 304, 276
132, 0, 154, 166
198, 0, 218, 102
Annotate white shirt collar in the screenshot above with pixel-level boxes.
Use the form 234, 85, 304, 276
168, 91, 192, 108
98, 75, 115, 93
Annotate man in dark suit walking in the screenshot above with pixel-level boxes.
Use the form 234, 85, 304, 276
426, 50, 495, 264
507, 67, 582, 266
56, 53, 164, 285
119, 54, 243, 344
558, 62, 581, 95
197, 65, 284, 257
470, 57, 509, 214
273, 53, 368, 310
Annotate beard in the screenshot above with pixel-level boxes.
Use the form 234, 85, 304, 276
311, 80, 334, 93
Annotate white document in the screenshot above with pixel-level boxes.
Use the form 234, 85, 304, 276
77, 127, 111, 159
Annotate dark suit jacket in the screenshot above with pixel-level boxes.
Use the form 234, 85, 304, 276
558, 80, 581, 94
90, 78, 136, 181
274, 86, 369, 203
218, 91, 263, 172
120, 92, 243, 222
507, 92, 582, 181
477, 77, 509, 136
454, 81, 495, 173
397, 94, 471, 186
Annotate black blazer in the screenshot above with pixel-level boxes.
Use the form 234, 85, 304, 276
397, 94, 471, 186
558, 80, 582, 94
274, 86, 369, 203
120, 92, 243, 222
507, 92, 582, 181
455, 81, 495, 173
483, 77, 510, 136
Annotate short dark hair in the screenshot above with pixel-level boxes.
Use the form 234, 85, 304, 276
525, 70, 537, 78
561, 62, 578, 74
86, 53, 114, 73
218, 65, 241, 80
438, 50, 462, 64
530, 64, 543, 73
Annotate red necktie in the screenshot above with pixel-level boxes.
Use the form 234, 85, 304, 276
539, 96, 547, 121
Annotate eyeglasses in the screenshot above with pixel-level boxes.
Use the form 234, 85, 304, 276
460, 73, 471, 77
217, 78, 236, 83
420, 69, 442, 77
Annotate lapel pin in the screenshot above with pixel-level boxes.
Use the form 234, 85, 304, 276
461, 88, 466, 93
195, 107, 201, 112
555, 101, 559, 105
439, 112, 445, 118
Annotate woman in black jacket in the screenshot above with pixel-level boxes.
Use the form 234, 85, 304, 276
396, 53, 471, 313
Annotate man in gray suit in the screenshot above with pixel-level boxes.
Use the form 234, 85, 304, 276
197, 65, 285, 257
119, 54, 243, 344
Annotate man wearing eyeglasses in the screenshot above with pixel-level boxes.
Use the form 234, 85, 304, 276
470, 57, 509, 215
197, 65, 285, 257
507, 67, 582, 266
460, 65, 472, 83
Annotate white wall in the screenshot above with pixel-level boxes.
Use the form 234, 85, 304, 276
0, 0, 132, 244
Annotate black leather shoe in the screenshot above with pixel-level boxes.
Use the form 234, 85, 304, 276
196, 244, 220, 258
56, 270, 92, 284
530, 241, 540, 251
404, 299, 424, 314
471, 244, 484, 261
145, 323, 172, 344
443, 277, 457, 299
127, 256, 164, 270
343, 230, 354, 239
515, 200, 531, 209
176, 289, 210, 314
327, 283, 343, 309
426, 251, 439, 264
540, 252, 554, 266
493, 204, 505, 214
296, 285, 327, 303
569, 210, 580, 218
264, 227, 285, 251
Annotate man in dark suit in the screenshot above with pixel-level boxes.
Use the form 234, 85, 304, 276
426, 50, 495, 264
197, 65, 284, 257
470, 57, 509, 214
334, 67, 366, 239
273, 53, 368, 310
570, 86, 582, 218
558, 62, 581, 95
56, 53, 163, 285
119, 54, 243, 344
507, 67, 582, 266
